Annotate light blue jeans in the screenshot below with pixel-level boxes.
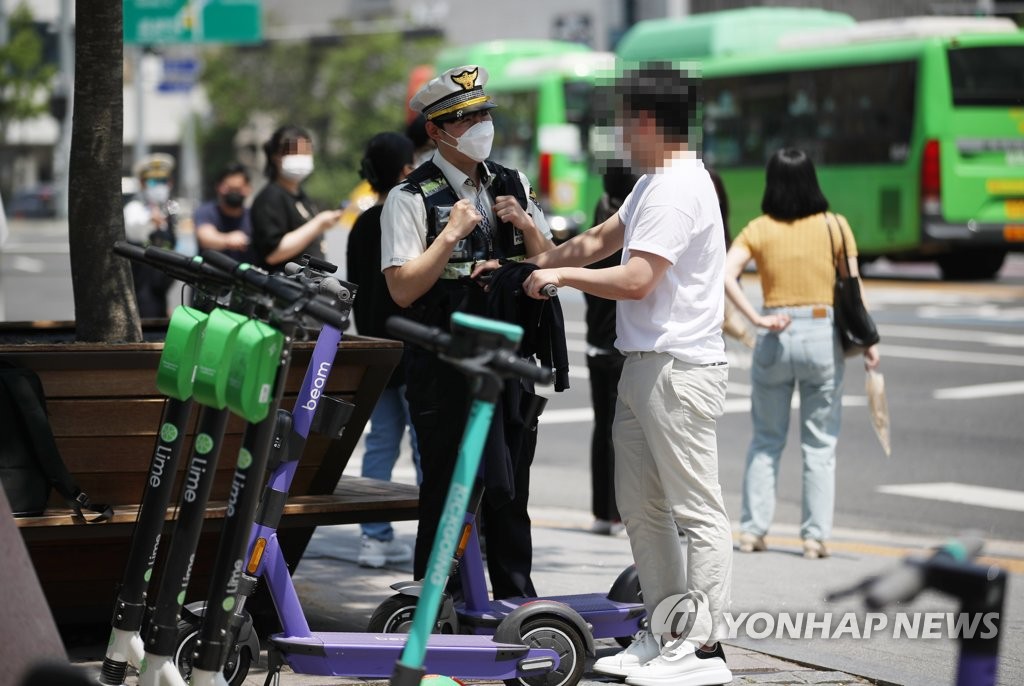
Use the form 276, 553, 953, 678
360, 386, 422, 541
740, 307, 844, 542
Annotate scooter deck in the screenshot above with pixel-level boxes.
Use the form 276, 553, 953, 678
462, 593, 644, 637
271, 631, 558, 679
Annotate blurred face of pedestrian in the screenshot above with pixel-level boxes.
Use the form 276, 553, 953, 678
143, 177, 171, 205
217, 172, 250, 210
277, 136, 315, 183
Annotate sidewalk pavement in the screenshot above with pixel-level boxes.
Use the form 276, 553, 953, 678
65, 505, 1024, 685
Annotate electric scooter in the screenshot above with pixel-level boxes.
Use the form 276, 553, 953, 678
103, 245, 351, 686
368, 284, 646, 666
101, 244, 257, 686
828, 536, 1006, 686
188, 306, 587, 684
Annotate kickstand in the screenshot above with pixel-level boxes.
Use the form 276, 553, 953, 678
263, 647, 283, 686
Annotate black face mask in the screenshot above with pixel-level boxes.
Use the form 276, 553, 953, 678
222, 191, 245, 208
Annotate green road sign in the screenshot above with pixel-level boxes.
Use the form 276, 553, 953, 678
124, 0, 262, 45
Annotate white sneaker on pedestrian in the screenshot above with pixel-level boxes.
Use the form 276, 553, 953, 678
357, 536, 412, 568
592, 629, 661, 677
624, 640, 732, 686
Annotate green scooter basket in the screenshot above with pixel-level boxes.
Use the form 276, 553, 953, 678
193, 308, 249, 409
157, 306, 209, 401
226, 319, 285, 423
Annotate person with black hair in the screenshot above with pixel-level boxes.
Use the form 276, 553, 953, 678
405, 113, 436, 168
194, 162, 257, 263
724, 148, 880, 561
346, 132, 422, 568
250, 125, 341, 270
584, 165, 638, 537
520, 64, 733, 685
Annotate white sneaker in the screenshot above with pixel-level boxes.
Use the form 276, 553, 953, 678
592, 629, 661, 677
357, 536, 412, 568
625, 640, 732, 686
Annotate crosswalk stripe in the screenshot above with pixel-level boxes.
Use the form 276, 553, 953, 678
933, 380, 1024, 400
877, 482, 1024, 513
880, 324, 1024, 348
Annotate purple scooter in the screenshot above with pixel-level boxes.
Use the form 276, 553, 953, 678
185, 303, 582, 684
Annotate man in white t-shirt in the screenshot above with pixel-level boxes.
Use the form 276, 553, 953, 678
519, 65, 733, 686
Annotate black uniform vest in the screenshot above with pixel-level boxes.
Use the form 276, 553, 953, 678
400, 159, 531, 327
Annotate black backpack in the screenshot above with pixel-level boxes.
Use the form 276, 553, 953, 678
0, 363, 112, 521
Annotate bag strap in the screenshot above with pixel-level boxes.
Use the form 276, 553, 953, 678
824, 212, 851, 279
2, 371, 113, 523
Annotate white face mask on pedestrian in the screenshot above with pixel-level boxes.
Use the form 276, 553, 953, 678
440, 120, 494, 163
280, 154, 315, 182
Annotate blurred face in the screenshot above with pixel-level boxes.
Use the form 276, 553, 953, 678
277, 137, 314, 182
217, 172, 250, 209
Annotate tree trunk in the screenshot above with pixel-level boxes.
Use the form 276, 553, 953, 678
69, 0, 141, 342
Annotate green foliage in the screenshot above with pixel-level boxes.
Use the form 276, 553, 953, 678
198, 28, 441, 206
0, 3, 56, 141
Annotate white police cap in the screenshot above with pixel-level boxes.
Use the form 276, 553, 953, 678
409, 65, 498, 123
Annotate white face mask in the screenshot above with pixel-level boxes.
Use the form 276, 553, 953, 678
280, 154, 314, 182
144, 182, 170, 205
441, 120, 494, 163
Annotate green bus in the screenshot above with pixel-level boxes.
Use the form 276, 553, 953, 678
435, 40, 613, 239
617, 9, 1024, 279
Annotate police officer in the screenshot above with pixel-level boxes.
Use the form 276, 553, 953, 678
381, 65, 555, 598
123, 153, 178, 318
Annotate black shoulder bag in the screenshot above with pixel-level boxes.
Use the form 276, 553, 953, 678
826, 213, 880, 356
0, 364, 113, 521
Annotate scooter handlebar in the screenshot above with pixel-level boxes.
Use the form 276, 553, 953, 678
864, 537, 985, 609
115, 242, 231, 287
541, 284, 558, 298
200, 250, 348, 329
385, 316, 553, 384
386, 316, 451, 355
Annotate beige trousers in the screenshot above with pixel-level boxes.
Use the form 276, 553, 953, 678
613, 351, 733, 643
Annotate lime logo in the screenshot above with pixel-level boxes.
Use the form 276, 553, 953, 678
108, 631, 115, 647
144, 569, 152, 582
160, 423, 179, 443
237, 448, 253, 470
222, 597, 236, 612
177, 591, 186, 605
140, 658, 148, 674
195, 433, 214, 454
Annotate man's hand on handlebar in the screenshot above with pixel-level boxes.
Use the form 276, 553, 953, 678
523, 269, 562, 300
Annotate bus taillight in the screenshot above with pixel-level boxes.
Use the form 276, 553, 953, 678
921, 139, 941, 215
539, 152, 552, 198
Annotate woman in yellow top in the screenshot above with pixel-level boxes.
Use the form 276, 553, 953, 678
724, 148, 881, 560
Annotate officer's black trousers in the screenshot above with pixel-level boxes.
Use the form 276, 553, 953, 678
405, 348, 537, 600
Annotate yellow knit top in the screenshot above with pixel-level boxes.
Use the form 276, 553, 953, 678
732, 212, 858, 308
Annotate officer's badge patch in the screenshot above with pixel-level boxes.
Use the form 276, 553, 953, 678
451, 68, 479, 91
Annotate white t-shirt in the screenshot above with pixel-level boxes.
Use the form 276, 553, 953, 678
380, 151, 551, 270
614, 154, 726, 365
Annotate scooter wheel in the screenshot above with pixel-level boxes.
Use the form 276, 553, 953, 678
367, 594, 419, 633
503, 615, 585, 686
608, 565, 644, 648
173, 616, 253, 686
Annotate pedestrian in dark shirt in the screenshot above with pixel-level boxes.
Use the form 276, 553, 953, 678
250, 125, 341, 270
585, 165, 638, 536
346, 132, 422, 568
194, 162, 257, 263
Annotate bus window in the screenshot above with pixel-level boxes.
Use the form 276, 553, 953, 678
491, 90, 538, 172
563, 80, 594, 157
947, 46, 1024, 106
704, 61, 916, 168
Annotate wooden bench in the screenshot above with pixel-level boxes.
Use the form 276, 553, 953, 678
0, 323, 419, 623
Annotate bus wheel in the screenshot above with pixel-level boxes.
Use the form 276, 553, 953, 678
938, 250, 1006, 281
